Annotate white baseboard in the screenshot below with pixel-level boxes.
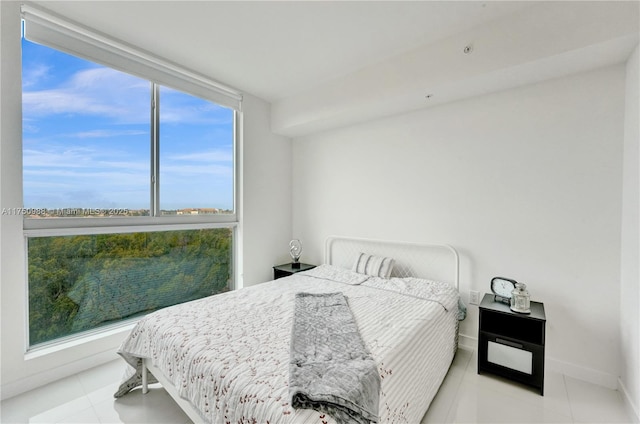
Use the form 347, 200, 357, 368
458, 333, 477, 351
618, 378, 640, 423
545, 356, 619, 390
0, 349, 118, 401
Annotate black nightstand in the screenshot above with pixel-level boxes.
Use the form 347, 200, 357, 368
478, 293, 546, 395
273, 263, 316, 280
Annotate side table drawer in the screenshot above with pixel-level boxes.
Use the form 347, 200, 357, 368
479, 330, 545, 393
487, 338, 533, 374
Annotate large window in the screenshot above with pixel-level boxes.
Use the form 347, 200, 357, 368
21, 6, 240, 348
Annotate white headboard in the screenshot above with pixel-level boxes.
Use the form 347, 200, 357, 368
325, 236, 459, 289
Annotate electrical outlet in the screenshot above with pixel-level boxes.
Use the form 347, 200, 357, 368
469, 290, 480, 305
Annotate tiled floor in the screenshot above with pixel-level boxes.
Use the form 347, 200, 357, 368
1, 347, 636, 423
421, 349, 636, 423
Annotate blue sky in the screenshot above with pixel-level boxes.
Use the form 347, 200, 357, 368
22, 36, 234, 212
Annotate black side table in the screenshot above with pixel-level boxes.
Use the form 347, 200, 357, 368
478, 293, 546, 395
273, 263, 316, 280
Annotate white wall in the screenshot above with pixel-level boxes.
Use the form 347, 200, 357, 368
620, 44, 640, 420
240, 94, 292, 287
0, 1, 292, 399
292, 66, 625, 386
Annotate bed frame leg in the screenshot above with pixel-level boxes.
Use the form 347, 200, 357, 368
142, 360, 149, 394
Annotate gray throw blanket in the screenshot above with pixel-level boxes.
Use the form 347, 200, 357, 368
289, 292, 380, 424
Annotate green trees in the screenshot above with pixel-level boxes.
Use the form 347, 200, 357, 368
28, 228, 232, 346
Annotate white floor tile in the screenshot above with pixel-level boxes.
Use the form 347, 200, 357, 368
94, 387, 190, 424
86, 382, 121, 407
446, 380, 573, 423
54, 405, 101, 424
565, 376, 635, 423
77, 358, 126, 394
0, 375, 87, 424
29, 396, 94, 423
463, 351, 573, 418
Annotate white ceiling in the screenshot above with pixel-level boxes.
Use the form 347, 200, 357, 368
33, 1, 534, 101
31, 1, 640, 137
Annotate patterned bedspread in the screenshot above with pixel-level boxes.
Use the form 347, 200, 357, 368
116, 265, 460, 423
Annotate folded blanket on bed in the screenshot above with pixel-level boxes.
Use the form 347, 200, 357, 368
289, 292, 380, 424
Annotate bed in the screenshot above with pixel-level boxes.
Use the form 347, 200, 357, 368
115, 236, 462, 423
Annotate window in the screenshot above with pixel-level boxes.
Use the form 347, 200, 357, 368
22, 41, 152, 216
159, 86, 235, 215
20, 5, 241, 348
22, 42, 236, 219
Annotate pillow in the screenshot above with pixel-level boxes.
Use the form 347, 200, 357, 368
352, 252, 395, 278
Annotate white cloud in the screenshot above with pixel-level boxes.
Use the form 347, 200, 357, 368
23, 67, 150, 124
166, 149, 233, 163
23, 66, 233, 127
160, 104, 232, 125
23, 145, 148, 174
22, 64, 51, 88
72, 129, 148, 139
159, 86, 233, 125
23, 147, 96, 168
161, 163, 232, 178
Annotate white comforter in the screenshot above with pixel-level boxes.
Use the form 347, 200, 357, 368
117, 265, 459, 423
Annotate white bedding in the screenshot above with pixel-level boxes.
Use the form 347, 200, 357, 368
117, 264, 459, 423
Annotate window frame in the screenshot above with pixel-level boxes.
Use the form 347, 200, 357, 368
22, 103, 239, 232
21, 6, 241, 231
20, 4, 242, 351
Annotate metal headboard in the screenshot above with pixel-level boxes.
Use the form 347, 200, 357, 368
324, 236, 459, 289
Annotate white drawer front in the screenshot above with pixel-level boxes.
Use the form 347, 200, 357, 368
488, 340, 533, 374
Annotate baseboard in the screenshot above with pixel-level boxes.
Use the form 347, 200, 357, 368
618, 378, 640, 423
458, 333, 477, 351
0, 348, 118, 401
544, 356, 619, 390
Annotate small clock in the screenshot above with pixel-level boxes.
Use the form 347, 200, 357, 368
491, 277, 517, 304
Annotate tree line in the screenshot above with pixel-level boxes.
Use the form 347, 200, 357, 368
28, 228, 232, 346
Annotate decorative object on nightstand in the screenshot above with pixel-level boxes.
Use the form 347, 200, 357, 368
478, 293, 546, 395
490, 276, 517, 305
273, 262, 316, 280
510, 282, 531, 314
289, 239, 302, 269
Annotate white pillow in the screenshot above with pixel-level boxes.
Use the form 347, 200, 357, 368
352, 252, 395, 278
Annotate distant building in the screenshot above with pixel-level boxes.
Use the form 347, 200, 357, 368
176, 208, 219, 215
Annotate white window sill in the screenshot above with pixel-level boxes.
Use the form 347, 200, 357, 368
25, 320, 138, 361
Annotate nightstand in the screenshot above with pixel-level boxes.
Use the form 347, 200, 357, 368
478, 293, 546, 395
273, 263, 316, 280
